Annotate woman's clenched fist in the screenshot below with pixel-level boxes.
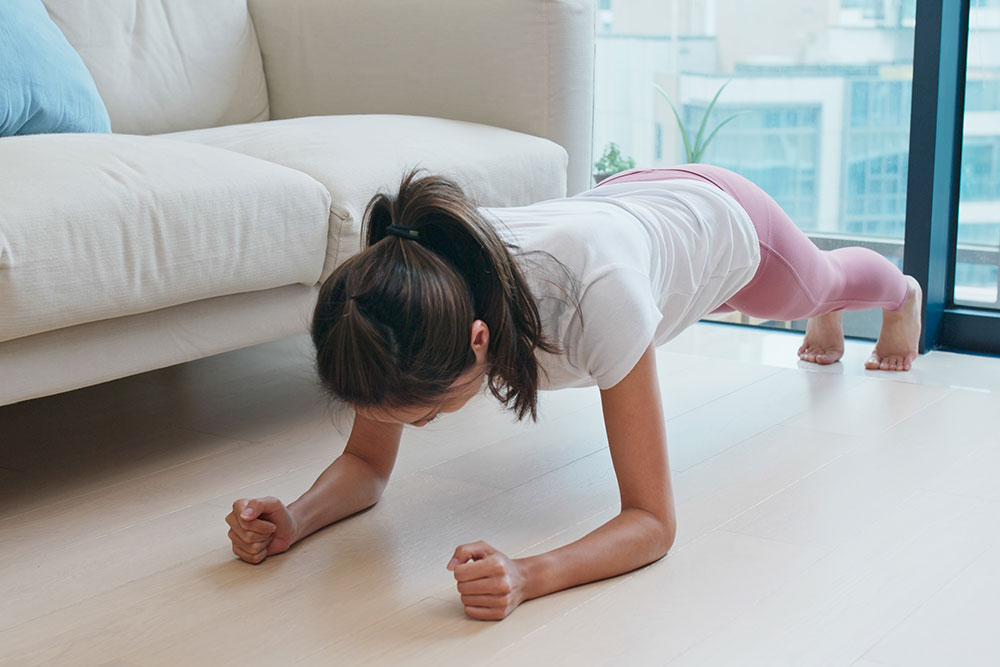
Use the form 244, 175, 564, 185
447, 541, 529, 620
225, 496, 299, 564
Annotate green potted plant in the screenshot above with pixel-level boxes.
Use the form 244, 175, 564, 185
593, 142, 636, 185
654, 80, 747, 163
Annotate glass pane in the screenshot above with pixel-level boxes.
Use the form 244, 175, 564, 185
593, 0, 916, 339
954, 2, 1000, 309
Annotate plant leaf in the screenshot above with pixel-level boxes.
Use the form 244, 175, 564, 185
692, 79, 732, 159
654, 84, 693, 162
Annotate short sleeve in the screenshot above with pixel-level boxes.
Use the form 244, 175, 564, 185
572, 265, 663, 390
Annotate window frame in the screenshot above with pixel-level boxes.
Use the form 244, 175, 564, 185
904, 0, 1000, 354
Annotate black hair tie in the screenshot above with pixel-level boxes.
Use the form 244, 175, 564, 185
386, 224, 420, 241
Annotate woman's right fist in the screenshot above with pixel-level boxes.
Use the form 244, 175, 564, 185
225, 496, 299, 564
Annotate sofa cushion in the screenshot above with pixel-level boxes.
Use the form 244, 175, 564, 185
0, 134, 330, 344
0, 0, 111, 136
165, 114, 568, 279
40, 0, 269, 135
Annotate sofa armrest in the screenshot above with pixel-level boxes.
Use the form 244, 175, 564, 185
247, 0, 595, 194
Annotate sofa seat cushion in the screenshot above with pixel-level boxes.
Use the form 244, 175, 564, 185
0, 134, 331, 344
164, 114, 568, 279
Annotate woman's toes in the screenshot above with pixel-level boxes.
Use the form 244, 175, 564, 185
802, 348, 828, 363
799, 342, 843, 365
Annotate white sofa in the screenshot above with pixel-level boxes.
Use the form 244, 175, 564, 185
0, 0, 595, 406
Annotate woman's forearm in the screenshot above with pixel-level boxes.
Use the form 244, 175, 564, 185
515, 343, 677, 600
516, 507, 676, 600
287, 452, 389, 543
448, 347, 676, 620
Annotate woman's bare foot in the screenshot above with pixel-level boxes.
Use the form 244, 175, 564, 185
798, 310, 845, 365
865, 275, 922, 371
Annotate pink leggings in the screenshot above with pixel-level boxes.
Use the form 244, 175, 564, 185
597, 165, 909, 320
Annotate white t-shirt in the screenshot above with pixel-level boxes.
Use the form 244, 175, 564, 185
482, 179, 761, 391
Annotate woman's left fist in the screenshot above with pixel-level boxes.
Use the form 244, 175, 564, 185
447, 541, 527, 621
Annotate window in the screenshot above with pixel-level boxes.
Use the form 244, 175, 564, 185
843, 80, 911, 239
593, 1, 914, 339
592, 1, 1000, 350
965, 79, 1000, 112
953, 8, 1000, 308
684, 103, 821, 230
961, 139, 1000, 201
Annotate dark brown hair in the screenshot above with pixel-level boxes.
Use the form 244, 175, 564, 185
311, 170, 559, 421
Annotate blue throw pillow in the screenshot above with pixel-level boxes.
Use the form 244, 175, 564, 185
0, 0, 112, 136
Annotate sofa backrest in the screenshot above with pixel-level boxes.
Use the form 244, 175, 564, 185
41, 0, 269, 135
246, 0, 595, 195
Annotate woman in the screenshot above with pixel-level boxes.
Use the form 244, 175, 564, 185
225, 166, 921, 620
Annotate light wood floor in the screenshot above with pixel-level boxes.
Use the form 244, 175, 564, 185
2, 323, 999, 667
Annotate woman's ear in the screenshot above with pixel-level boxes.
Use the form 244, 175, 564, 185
470, 320, 490, 363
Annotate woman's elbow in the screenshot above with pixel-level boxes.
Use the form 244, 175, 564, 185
650, 503, 677, 556
656, 517, 677, 559
632, 507, 676, 560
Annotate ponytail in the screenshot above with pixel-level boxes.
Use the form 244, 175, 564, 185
311, 169, 558, 421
